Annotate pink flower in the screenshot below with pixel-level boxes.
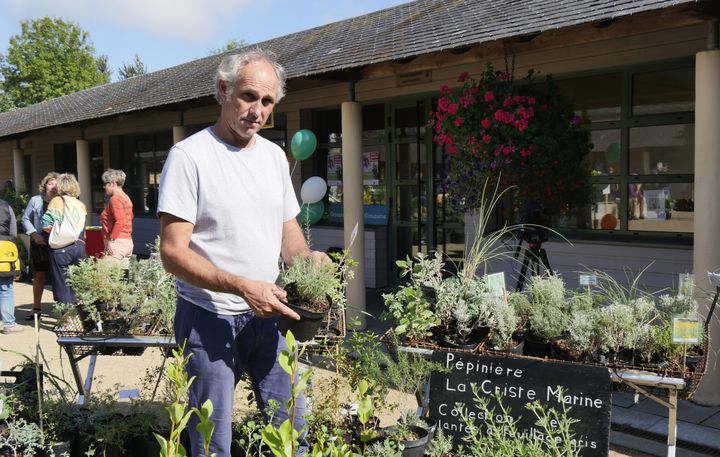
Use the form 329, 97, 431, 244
440, 84, 451, 94
458, 71, 470, 82
515, 119, 528, 132
498, 72, 509, 81
527, 96, 536, 105
483, 91, 495, 102
482, 134, 492, 143
454, 117, 464, 127
481, 118, 492, 129
447, 103, 458, 115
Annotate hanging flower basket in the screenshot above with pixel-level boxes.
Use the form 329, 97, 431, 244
431, 65, 592, 217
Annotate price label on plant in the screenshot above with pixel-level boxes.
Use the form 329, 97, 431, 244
672, 316, 701, 344
430, 351, 612, 456
486, 272, 506, 298
579, 274, 597, 286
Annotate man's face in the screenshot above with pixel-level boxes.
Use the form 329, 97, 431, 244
45, 179, 58, 197
218, 59, 279, 146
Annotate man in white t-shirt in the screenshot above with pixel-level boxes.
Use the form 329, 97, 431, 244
158, 48, 328, 457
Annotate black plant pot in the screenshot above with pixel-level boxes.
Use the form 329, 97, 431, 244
439, 326, 490, 351
385, 425, 429, 457
523, 332, 550, 358
417, 416, 438, 444
277, 302, 326, 342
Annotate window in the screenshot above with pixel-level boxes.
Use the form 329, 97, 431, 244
109, 131, 172, 217
313, 104, 388, 226
554, 61, 694, 235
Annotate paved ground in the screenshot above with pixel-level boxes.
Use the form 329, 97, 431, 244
2, 281, 718, 456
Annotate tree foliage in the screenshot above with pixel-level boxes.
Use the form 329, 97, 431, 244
118, 53, 147, 80
208, 39, 248, 55
0, 17, 109, 110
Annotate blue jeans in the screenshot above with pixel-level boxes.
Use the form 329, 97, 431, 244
174, 297, 307, 457
0, 277, 15, 327
49, 240, 85, 304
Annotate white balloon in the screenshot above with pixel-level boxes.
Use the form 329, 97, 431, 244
301, 176, 327, 204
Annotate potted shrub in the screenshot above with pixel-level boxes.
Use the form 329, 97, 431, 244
435, 276, 496, 349
63, 257, 130, 333
523, 275, 571, 358
123, 239, 177, 335
277, 249, 354, 342
382, 253, 443, 344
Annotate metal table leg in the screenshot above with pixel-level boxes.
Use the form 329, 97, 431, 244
62, 345, 85, 400
667, 388, 678, 457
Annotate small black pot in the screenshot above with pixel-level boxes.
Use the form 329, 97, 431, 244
384, 425, 429, 457
417, 416, 438, 443
523, 332, 550, 358
277, 302, 327, 342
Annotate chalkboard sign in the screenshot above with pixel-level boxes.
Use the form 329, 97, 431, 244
429, 351, 612, 456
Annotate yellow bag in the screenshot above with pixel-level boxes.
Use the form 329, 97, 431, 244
0, 240, 21, 277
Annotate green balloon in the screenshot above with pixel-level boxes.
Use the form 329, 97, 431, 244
297, 201, 324, 225
291, 129, 317, 161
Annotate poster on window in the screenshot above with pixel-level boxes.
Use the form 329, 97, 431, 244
363, 151, 380, 185
644, 189, 667, 220
327, 150, 343, 186
327, 150, 380, 186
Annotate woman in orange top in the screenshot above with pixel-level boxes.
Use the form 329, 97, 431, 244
100, 169, 134, 264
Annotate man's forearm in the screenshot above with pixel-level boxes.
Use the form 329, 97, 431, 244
160, 243, 243, 296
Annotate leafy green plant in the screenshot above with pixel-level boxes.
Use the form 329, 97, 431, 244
0, 417, 45, 457
155, 343, 216, 457
124, 238, 177, 334
425, 428, 453, 457
65, 257, 129, 317
280, 249, 355, 311
231, 410, 268, 456
488, 296, 521, 350
261, 331, 311, 457
456, 385, 581, 457
526, 275, 570, 342
382, 286, 439, 342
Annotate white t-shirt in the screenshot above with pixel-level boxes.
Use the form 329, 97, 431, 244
157, 128, 300, 314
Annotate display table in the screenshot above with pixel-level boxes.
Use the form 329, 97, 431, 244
56, 334, 176, 404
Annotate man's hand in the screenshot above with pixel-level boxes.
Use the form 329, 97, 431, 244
31, 232, 45, 245
309, 250, 332, 266
239, 279, 300, 320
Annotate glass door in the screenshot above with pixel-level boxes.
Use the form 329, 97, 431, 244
389, 101, 431, 279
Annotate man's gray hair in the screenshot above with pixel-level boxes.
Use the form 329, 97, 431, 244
214, 47, 286, 104
102, 169, 126, 187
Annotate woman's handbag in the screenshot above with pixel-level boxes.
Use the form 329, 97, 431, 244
49, 197, 83, 249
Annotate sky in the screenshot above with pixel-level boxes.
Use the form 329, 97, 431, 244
0, 0, 410, 80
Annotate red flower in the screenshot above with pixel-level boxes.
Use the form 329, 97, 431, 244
458, 71, 470, 82
483, 91, 495, 102
481, 118, 492, 129
454, 117, 465, 127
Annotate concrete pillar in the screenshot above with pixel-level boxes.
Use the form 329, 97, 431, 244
12, 148, 25, 193
341, 101, 366, 329
76, 139, 92, 222
692, 48, 720, 405
173, 126, 188, 144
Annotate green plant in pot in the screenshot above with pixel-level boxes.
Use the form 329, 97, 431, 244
123, 239, 177, 335
382, 253, 443, 344
277, 249, 355, 342
435, 276, 496, 348
486, 295, 521, 352
524, 274, 571, 357
64, 257, 131, 333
